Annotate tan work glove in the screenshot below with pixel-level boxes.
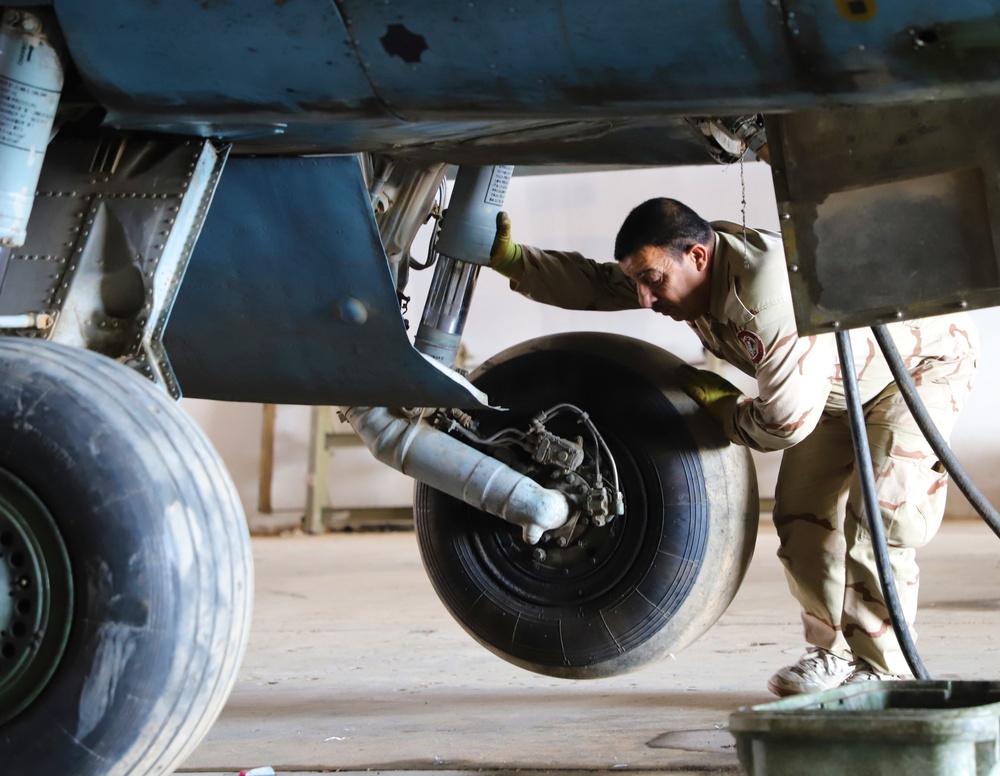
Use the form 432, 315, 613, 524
676, 364, 743, 424
489, 211, 524, 279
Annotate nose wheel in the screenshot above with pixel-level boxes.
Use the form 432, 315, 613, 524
415, 333, 759, 679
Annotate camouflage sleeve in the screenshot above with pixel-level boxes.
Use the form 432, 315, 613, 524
722, 302, 834, 452
510, 245, 641, 311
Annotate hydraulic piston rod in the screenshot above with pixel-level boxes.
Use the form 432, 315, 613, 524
413, 254, 480, 367
414, 165, 513, 367
343, 405, 570, 544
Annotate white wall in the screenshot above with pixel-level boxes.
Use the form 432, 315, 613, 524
183, 164, 1000, 521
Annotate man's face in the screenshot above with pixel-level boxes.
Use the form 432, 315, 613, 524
619, 244, 709, 322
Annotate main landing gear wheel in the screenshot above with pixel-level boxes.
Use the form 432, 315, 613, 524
415, 333, 758, 679
0, 339, 254, 775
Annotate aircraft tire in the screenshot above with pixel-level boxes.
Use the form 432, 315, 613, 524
0, 339, 253, 774
415, 332, 758, 678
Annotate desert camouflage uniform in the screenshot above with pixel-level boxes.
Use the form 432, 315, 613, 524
511, 222, 979, 675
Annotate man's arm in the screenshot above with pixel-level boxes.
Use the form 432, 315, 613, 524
722, 304, 834, 452
514, 245, 641, 311
489, 212, 640, 312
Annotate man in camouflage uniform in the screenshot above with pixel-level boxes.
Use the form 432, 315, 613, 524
488, 198, 978, 695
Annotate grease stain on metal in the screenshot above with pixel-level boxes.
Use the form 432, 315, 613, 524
380, 24, 428, 63
834, 0, 877, 22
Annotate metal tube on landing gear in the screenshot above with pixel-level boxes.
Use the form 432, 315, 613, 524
414, 165, 514, 368
0, 10, 63, 247
343, 406, 570, 544
434, 165, 513, 265
0, 312, 53, 329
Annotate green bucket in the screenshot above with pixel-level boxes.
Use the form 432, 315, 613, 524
729, 681, 1000, 776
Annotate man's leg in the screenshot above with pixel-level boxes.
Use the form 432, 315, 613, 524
773, 414, 856, 657
767, 415, 857, 695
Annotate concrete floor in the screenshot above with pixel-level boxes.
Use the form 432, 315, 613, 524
179, 519, 1000, 776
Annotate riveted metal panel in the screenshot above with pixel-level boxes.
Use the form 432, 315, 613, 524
337, 0, 789, 117
52, 0, 383, 137
0, 135, 226, 395
47, 1, 1000, 157
779, 0, 1000, 102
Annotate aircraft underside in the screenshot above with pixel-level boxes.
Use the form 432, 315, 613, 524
0, 1, 999, 773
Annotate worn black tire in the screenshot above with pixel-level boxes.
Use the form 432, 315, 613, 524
0, 339, 253, 774
415, 333, 758, 678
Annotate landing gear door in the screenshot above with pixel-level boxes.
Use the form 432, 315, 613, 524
166, 155, 488, 408
766, 98, 1000, 336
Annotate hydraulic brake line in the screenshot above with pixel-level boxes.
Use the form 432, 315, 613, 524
533, 403, 623, 499
836, 331, 931, 680
439, 403, 625, 518
410, 178, 447, 272
871, 324, 1000, 539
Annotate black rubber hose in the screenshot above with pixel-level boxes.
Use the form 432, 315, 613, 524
0, 246, 12, 294
836, 330, 930, 680
872, 324, 1000, 539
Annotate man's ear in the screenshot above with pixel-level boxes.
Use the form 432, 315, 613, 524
688, 243, 710, 271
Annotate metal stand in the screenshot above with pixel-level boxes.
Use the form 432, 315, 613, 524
304, 406, 413, 534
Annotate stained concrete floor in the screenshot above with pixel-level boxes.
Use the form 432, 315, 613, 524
179, 519, 1000, 776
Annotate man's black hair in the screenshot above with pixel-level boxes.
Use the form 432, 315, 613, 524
613, 198, 714, 261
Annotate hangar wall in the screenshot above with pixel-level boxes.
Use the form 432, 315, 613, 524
182, 163, 1000, 523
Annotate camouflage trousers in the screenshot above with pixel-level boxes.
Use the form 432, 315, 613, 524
772, 350, 977, 675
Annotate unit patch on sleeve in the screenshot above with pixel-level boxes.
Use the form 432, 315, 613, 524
737, 329, 765, 364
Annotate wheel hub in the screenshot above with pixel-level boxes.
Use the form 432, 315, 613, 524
0, 469, 73, 724
471, 434, 647, 608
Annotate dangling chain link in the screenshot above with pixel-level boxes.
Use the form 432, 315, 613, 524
740, 150, 750, 269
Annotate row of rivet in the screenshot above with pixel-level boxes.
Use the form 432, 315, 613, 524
38, 191, 182, 199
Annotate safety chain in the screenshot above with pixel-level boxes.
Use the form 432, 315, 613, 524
740, 151, 750, 269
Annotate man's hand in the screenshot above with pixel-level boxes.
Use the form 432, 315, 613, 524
676, 364, 742, 424
489, 211, 524, 279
